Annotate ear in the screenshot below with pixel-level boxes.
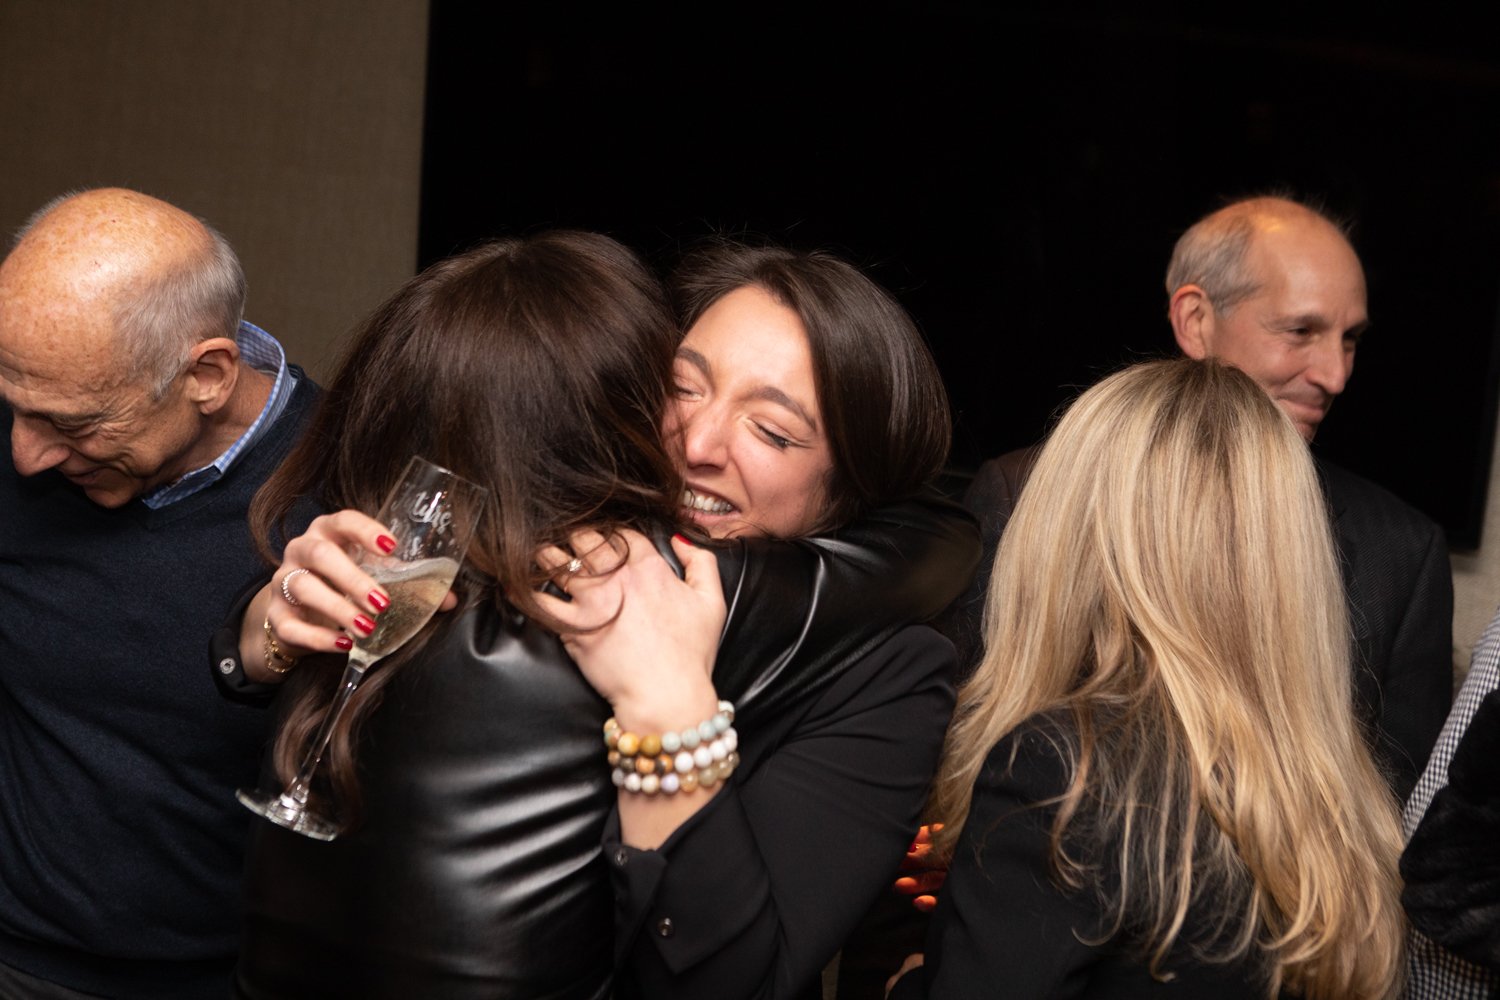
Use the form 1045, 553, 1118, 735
182, 337, 241, 414
1168, 284, 1215, 360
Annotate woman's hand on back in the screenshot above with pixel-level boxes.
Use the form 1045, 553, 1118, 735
538, 528, 728, 850
536, 529, 724, 732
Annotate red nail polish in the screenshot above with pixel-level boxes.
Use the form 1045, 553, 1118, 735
368, 590, 390, 612
353, 614, 376, 635
673, 533, 694, 546
376, 535, 397, 554
334, 635, 354, 651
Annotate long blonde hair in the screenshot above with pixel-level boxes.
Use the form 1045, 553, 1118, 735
931, 358, 1405, 999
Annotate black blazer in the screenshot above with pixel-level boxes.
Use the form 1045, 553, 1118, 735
890, 719, 1291, 999
943, 447, 1453, 801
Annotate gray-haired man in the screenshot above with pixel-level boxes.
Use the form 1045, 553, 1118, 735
0, 188, 318, 998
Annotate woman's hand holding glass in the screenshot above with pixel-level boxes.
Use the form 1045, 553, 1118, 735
246, 511, 461, 680
239, 456, 483, 840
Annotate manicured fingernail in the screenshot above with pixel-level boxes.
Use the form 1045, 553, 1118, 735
334, 635, 354, 651
353, 614, 376, 635
376, 535, 397, 554
368, 590, 390, 612
673, 533, 694, 546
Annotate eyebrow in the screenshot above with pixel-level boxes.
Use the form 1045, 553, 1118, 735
48, 409, 108, 426
675, 345, 820, 432
3, 397, 108, 426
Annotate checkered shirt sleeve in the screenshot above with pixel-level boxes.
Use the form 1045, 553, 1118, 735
1401, 605, 1500, 999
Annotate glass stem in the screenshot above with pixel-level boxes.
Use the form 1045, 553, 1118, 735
280, 652, 376, 810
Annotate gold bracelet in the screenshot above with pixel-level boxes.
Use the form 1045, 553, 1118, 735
261, 617, 298, 675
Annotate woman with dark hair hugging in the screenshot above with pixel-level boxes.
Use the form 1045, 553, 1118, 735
889, 359, 1407, 1000
215, 235, 974, 999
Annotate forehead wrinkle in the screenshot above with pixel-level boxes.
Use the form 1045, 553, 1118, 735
678, 344, 819, 431
0, 295, 127, 392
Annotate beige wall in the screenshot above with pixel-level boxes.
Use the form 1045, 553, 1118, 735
0, 0, 429, 379
1452, 431, 1500, 681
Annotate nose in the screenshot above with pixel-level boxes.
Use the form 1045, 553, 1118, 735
1304, 335, 1352, 398
676, 401, 728, 471
10, 417, 71, 477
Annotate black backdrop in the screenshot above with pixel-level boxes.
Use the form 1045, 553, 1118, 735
420, 6, 1500, 549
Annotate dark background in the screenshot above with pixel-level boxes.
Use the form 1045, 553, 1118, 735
420, 6, 1500, 549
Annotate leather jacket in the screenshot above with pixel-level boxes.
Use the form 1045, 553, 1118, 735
228, 493, 980, 999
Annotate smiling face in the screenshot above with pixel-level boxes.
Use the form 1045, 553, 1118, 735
0, 315, 202, 508
665, 285, 834, 538
0, 198, 210, 508
1189, 216, 1368, 441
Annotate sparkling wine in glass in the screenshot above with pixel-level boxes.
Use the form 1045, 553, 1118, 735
236, 456, 486, 840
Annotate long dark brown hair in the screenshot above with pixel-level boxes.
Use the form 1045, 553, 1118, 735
251, 231, 682, 821
672, 242, 950, 533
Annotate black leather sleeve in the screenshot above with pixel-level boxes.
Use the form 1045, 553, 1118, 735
707, 490, 981, 726
211, 492, 981, 721
934, 447, 1039, 677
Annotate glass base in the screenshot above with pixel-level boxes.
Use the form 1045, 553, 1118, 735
236, 787, 343, 841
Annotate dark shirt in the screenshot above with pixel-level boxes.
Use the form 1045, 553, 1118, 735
0, 374, 319, 1000
609, 625, 956, 1000
892, 719, 1288, 999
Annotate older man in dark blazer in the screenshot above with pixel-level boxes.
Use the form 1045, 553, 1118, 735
837, 196, 1452, 1000
950, 197, 1452, 803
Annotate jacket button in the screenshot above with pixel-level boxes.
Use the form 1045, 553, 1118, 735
217, 657, 236, 675
613, 848, 629, 867
656, 917, 674, 938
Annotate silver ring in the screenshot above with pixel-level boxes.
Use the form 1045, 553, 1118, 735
564, 557, 584, 576
281, 567, 313, 606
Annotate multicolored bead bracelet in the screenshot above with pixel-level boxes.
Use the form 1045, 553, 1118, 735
604, 700, 739, 795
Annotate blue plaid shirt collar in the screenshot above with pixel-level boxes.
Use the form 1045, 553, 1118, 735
140, 322, 296, 510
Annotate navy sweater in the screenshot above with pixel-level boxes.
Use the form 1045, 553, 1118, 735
0, 372, 318, 999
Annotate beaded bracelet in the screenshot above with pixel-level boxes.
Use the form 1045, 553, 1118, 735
604, 700, 739, 795
261, 617, 298, 675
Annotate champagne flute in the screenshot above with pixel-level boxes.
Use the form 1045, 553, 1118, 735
237, 456, 486, 840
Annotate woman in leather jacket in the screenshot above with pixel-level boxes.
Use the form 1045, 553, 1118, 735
217, 234, 976, 999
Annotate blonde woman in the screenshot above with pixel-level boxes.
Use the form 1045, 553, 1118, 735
890, 359, 1406, 1000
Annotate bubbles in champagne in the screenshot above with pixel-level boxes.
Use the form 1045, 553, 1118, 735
354, 557, 460, 659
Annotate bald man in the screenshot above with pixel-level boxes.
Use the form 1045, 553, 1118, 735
0, 189, 319, 998
953, 197, 1452, 799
